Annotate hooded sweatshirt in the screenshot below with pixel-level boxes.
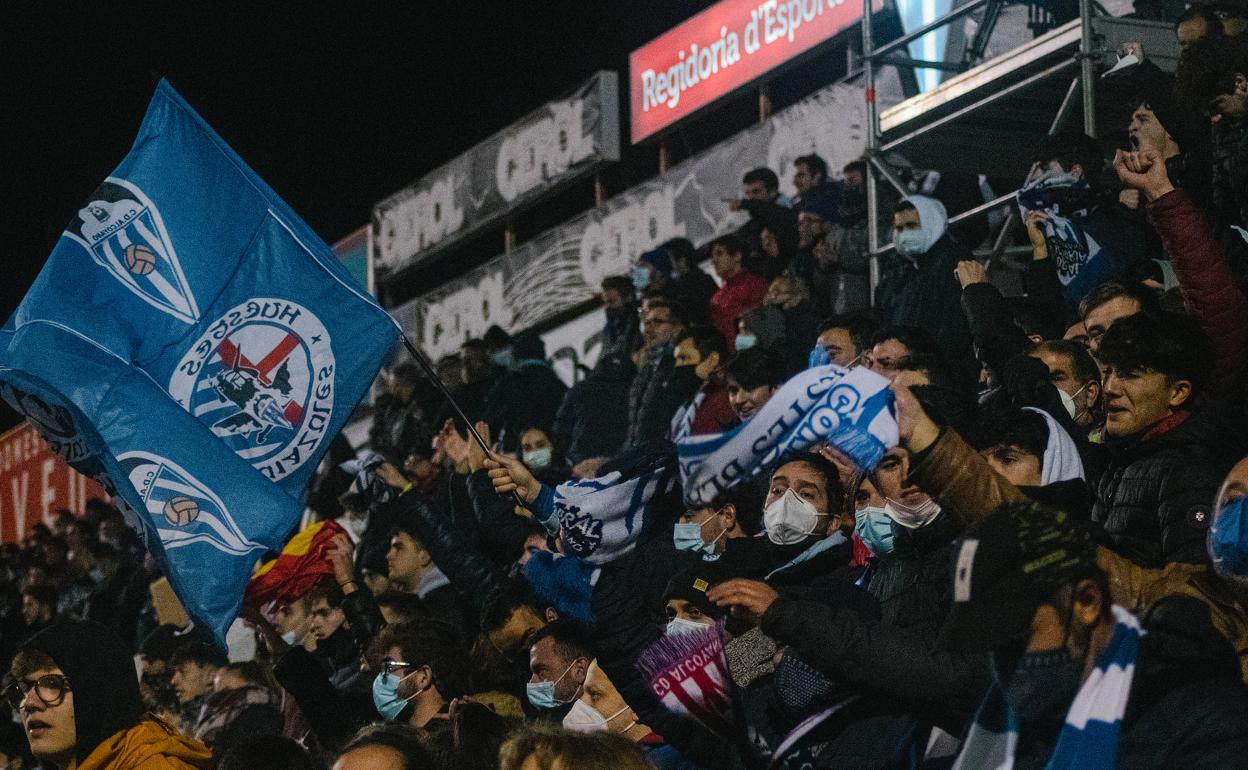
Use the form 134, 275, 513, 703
21, 619, 210, 770
876, 194, 977, 386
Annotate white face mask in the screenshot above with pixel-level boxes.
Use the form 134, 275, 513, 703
1059, 383, 1088, 421
562, 699, 632, 733
884, 496, 942, 529
764, 488, 828, 546
666, 617, 711, 636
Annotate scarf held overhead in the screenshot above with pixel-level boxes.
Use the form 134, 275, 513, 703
1016, 172, 1122, 303
677, 364, 897, 506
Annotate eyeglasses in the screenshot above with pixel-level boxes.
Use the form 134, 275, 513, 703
380, 659, 415, 678
5, 674, 71, 709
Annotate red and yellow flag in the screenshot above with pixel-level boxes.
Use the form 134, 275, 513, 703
243, 518, 345, 611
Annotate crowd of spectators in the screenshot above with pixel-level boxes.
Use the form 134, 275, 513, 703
6, 7, 1248, 770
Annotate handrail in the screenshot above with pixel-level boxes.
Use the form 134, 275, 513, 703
868, 0, 991, 61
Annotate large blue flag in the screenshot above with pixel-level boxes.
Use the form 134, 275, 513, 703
0, 80, 398, 642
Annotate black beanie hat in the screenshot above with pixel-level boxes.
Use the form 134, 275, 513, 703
662, 567, 724, 620
22, 619, 145, 762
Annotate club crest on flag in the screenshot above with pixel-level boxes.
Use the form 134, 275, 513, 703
0, 383, 94, 464
63, 177, 200, 324
120, 450, 263, 557
168, 298, 335, 482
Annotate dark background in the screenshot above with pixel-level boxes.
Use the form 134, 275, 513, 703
0, 1, 719, 429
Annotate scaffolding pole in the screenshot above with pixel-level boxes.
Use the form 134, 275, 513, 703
863, 0, 880, 307
1079, 0, 1098, 137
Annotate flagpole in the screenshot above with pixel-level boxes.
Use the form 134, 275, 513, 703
399, 329, 526, 504
399, 333, 492, 453
398, 333, 527, 507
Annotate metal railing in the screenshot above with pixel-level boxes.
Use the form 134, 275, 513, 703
860, 0, 1103, 303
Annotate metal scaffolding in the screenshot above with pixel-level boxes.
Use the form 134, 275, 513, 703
859, 0, 1181, 303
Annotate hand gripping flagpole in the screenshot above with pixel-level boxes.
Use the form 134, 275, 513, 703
399, 333, 526, 507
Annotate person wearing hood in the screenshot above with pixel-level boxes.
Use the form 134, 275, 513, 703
664, 238, 718, 329
632, 246, 675, 297
599, 274, 641, 358
553, 349, 635, 466
8, 619, 210, 770
734, 307, 783, 358
876, 195, 978, 388
483, 331, 568, 453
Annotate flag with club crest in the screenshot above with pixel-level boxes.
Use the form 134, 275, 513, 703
0, 80, 397, 643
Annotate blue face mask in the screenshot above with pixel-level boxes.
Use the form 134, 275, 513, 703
735, 333, 758, 351
372, 669, 422, 721
1211, 497, 1248, 576
808, 344, 832, 369
630, 265, 651, 290
855, 506, 896, 556
491, 347, 514, 369
673, 516, 726, 555
894, 228, 928, 257
526, 660, 577, 710
666, 617, 710, 636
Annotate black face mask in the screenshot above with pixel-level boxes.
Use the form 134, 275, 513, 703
316, 625, 358, 664
605, 306, 630, 326
672, 364, 703, 397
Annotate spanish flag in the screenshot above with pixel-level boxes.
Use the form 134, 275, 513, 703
244, 518, 345, 611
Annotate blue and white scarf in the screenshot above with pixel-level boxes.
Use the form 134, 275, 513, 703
531, 443, 678, 565
676, 364, 897, 506
1017, 172, 1122, 305
670, 389, 707, 442
952, 605, 1144, 770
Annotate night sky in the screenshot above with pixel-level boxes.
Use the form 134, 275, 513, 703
1, 1, 713, 428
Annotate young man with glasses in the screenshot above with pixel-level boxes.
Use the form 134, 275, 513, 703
8, 618, 210, 769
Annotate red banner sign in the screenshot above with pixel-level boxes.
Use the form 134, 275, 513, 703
0, 422, 106, 543
629, 0, 866, 143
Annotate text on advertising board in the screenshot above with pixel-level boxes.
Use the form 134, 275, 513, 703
0, 421, 107, 543
630, 0, 865, 143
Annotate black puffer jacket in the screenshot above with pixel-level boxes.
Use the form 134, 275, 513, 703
626, 343, 698, 449
1094, 411, 1231, 568
864, 510, 959, 645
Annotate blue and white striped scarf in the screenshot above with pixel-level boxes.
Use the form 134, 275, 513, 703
676, 364, 896, 506
1016, 173, 1123, 305
531, 443, 678, 565
952, 605, 1144, 770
